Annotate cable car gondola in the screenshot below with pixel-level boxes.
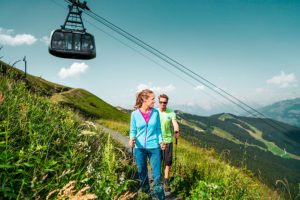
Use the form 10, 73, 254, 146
49, 0, 96, 60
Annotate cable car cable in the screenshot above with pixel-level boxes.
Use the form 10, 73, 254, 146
61, 0, 289, 133
51, 0, 243, 115
83, 10, 260, 116
85, 10, 264, 116
81, 10, 246, 117
83, 8, 290, 133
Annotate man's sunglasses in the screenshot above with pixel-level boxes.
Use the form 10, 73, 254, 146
159, 101, 168, 104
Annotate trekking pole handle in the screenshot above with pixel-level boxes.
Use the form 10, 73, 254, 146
175, 131, 179, 144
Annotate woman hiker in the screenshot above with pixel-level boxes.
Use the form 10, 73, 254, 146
129, 89, 166, 200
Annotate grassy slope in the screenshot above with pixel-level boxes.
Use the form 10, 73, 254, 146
178, 112, 300, 197
1, 61, 287, 199
51, 88, 130, 122
0, 60, 71, 96
0, 60, 130, 124
172, 138, 282, 199
0, 72, 136, 199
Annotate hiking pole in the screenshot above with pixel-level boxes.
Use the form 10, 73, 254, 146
162, 148, 165, 179
174, 131, 178, 184
130, 139, 135, 162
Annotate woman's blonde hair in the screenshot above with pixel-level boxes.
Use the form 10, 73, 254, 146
133, 89, 154, 111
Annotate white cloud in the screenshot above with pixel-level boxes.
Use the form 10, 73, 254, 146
185, 101, 196, 106
182, 98, 220, 111
0, 27, 37, 46
40, 36, 50, 46
267, 71, 297, 88
0, 27, 13, 34
255, 87, 265, 94
194, 85, 205, 91
58, 62, 88, 79
137, 83, 175, 94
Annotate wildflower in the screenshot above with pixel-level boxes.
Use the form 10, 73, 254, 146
86, 163, 93, 175
37, 145, 43, 151
105, 187, 111, 195
42, 174, 48, 181
207, 183, 218, 190
119, 172, 125, 185
19, 149, 24, 156
31, 177, 37, 188
80, 130, 97, 136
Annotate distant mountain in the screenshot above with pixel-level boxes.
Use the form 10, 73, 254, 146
170, 103, 238, 116
260, 98, 300, 128
176, 111, 300, 194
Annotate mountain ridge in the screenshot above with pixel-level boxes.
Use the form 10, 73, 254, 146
175, 110, 300, 196
259, 97, 300, 128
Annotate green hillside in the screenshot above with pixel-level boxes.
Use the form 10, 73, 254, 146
0, 60, 130, 125
1, 60, 292, 199
177, 111, 300, 197
0, 60, 71, 96
51, 88, 130, 122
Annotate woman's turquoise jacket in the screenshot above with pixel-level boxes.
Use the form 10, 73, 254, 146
130, 108, 163, 149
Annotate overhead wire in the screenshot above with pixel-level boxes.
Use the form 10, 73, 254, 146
85, 8, 270, 119
82, 13, 246, 117
59, 0, 289, 133
85, 10, 291, 133
83, 9, 260, 116
85, 1, 289, 132
52, 0, 243, 115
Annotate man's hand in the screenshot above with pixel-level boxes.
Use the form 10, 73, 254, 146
175, 131, 180, 139
160, 141, 166, 150
129, 138, 136, 147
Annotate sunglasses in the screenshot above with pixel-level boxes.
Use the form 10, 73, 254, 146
159, 101, 168, 104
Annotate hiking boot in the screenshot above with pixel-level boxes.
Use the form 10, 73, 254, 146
163, 179, 171, 192
153, 180, 165, 200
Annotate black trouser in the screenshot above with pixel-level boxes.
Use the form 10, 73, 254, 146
162, 142, 173, 166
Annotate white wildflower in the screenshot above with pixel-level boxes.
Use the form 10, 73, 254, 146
105, 187, 111, 195
80, 130, 97, 136
119, 172, 125, 185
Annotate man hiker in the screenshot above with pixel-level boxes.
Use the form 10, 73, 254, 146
158, 94, 180, 192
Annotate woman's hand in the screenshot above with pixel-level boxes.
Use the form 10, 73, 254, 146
160, 142, 166, 150
129, 138, 136, 148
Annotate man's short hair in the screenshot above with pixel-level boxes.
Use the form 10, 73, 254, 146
158, 94, 169, 101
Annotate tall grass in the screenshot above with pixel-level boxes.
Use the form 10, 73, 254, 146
168, 138, 282, 199
0, 73, 136, 199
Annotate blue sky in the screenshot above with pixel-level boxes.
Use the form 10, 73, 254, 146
1, 0, 300, 115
